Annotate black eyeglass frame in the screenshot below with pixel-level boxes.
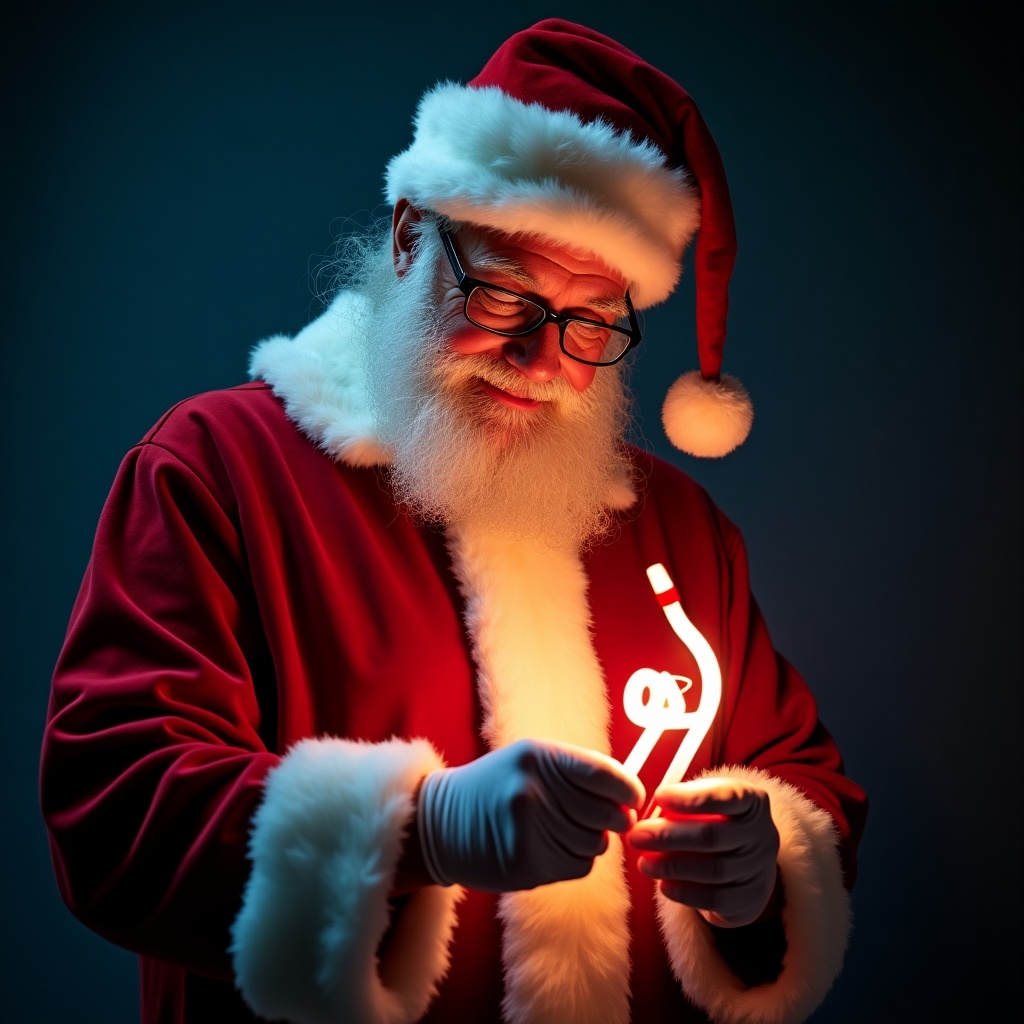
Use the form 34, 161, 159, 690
436, 224, 642, 367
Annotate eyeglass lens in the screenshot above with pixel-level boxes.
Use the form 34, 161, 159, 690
466, 286, 632, 365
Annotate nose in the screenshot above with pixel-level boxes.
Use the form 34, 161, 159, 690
501, 323, 562, 382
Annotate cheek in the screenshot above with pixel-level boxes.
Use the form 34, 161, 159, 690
563, 360, 598, 393
445, 329, 508, 359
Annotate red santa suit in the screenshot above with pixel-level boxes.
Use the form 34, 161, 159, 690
42, 291, 866, 1024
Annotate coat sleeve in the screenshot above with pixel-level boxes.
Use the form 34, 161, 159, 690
655, 524, 868, 1024
41, 432, 461, 1024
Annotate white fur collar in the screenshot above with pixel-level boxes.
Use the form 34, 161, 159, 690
249, 290, 392, 468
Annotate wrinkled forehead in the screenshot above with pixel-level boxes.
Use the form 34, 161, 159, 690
452, 222, 630, 311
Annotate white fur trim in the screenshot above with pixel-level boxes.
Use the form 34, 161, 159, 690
386, 82, 700, 309
231, 737, 462, 1024
655, 765, 851, 1024
662, 370, 753, 458
446, 524, 633, 1023
499, 838, 631, 1024
249, 290, 391, 467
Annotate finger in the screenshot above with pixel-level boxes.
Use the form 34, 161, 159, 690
515, 839, 597, 890
654, 878, 762, 922
557, 790, 638, 834
627, 816, 748, 854
550, 749, 643, 834
537, 808, 612, 861
655, 779, 763, 819
537, 771, 638, 834
635, 849, 768, 886
544, 741, 646, 809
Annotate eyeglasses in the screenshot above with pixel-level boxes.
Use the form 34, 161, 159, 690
437, 224, 642, 367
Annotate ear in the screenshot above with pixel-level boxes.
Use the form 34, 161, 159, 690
392, 198, 424, 278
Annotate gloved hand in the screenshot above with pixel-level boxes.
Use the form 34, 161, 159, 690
627, 778, 780, 928
417, 738, 645, 892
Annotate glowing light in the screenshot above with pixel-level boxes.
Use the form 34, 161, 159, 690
621, 668, 692, 777
621, 563, 723, 811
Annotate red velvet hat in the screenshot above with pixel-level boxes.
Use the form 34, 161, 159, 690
386, 19, 752, 457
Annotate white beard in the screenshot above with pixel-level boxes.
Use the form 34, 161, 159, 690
360, 233, 633, 551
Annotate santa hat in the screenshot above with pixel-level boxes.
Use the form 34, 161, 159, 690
385, 19, 752, 458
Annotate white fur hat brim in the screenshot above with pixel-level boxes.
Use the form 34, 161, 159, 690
385, 82, 700, 309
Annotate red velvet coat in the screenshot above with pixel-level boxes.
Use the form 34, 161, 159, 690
43, 309, 866, 1024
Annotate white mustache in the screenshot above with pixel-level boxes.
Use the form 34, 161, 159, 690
436, 354, 582, 406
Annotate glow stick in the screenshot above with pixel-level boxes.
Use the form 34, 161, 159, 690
621, 563, 723, 814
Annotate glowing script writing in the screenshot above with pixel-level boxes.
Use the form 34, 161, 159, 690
621, 563, 723, 808
621, 669, 693, 777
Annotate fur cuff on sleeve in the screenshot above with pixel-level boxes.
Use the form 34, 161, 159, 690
231, 737, 462, 1024
655, 766, 851, 1024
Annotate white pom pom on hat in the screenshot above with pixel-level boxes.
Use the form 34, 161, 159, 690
386, 19, 753, 457
663, 372, 753, 458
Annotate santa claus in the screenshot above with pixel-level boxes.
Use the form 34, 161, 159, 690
41, 19, 866, 1024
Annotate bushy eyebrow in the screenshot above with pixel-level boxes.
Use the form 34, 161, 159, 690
470, 252, 537, 288
586, 294, 629, 317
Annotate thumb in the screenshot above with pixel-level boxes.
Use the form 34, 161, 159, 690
655, 778, 759, 818
548, 741, 645, 809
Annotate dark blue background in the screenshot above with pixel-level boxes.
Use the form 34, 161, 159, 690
3, 2, 1021, 1020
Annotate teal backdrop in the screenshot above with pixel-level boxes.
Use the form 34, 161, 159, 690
3, 2, 1021, 1020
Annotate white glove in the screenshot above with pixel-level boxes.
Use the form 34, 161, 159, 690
627, 778, 780, 928
417, 738, 645, 892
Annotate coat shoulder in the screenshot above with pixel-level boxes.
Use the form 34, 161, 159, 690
624, 445, 740, 546
140, 382, 284, 446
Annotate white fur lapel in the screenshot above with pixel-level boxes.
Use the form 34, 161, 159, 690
446, 525, 632, 1024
